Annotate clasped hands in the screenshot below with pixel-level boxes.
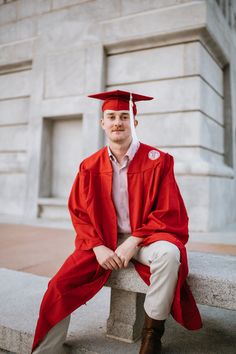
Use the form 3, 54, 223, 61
93, 236, 142, 270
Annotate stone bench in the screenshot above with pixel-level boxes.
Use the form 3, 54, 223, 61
0, 252, 235, 353
105, 251, 236, 342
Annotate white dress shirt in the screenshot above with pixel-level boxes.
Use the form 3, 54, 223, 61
108, 140, 140, 234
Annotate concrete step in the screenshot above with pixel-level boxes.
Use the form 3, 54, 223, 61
0, 268, 236, 354
37, 198, 70, 221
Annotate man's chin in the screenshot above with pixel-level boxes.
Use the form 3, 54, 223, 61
109, 136, 127, 143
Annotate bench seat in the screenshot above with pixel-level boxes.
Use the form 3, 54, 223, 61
105, 251, 236, 341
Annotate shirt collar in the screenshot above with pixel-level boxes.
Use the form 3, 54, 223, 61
108, 139, 140, 165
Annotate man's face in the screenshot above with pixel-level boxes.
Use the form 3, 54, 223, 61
101, 110, 138, 144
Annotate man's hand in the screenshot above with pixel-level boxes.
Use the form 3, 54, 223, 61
115, 236, 143, 268
93, 245, 123, 270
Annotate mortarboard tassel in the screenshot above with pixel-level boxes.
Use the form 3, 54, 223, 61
129, 93, 139, 143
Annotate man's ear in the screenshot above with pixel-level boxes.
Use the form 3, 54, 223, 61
100, 117, 105, 129
134, 119, 138, 128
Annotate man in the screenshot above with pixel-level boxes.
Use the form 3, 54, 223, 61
32, 90, 202, 354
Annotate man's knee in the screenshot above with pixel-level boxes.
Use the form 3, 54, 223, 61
152, 241, 180, 266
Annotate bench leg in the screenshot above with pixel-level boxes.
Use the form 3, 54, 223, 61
106, 288, 145, 342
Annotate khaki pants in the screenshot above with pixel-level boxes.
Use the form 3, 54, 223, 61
33, 238, 180, 353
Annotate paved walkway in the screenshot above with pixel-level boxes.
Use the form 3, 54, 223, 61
0, 223, 75, 277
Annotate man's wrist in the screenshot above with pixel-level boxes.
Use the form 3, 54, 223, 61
93, 244, 105, 251
129, 235, 144, 246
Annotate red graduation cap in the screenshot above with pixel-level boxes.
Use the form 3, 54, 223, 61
88, 89, 153, 116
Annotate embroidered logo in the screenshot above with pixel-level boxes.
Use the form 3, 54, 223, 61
148, 150, 160, 160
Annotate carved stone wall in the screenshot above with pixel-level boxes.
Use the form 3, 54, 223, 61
0, 0, 235, 231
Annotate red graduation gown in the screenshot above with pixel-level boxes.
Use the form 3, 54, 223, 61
32, 142, 202, 351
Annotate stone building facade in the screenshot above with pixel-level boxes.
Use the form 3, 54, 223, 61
0, 0, 235, 232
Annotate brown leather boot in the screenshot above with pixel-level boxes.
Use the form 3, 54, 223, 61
139, 312, 165, 354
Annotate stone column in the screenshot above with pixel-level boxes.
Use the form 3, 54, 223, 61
107, 288, 145, 342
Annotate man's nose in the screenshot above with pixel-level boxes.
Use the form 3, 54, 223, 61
114, 117, 122, 125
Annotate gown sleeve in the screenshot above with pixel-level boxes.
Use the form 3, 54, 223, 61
132, 154, 189, 245
68, 163, 104, 251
